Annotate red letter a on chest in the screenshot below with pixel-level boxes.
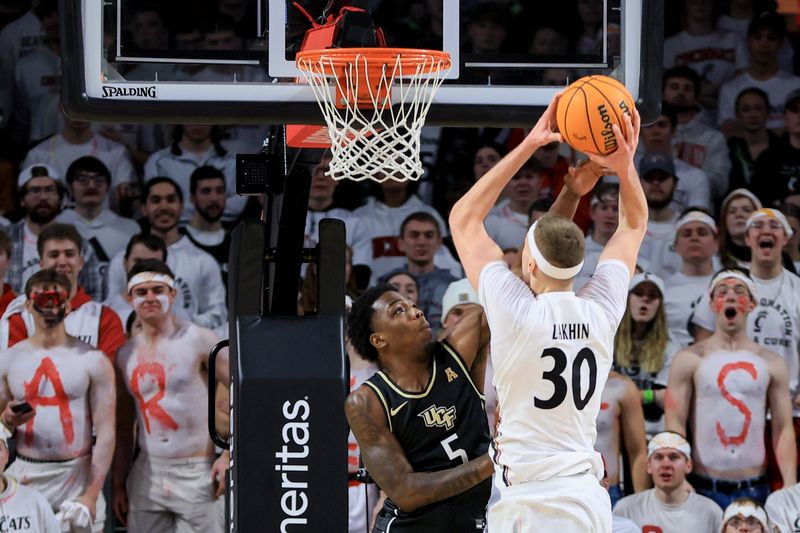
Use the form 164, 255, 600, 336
23, 357, 74, 446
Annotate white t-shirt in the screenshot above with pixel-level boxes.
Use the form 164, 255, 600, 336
304, 207, 360, 248
717, 71, 800, 130
14, 46, 61, 142
717, 15, 795, 73
663, 30, 741, 94
351, 196, 461, 284
479, 259, 630, 484
144, 146, 246, 223
765, 483, 800, 533
664, 271, 714, 348
612, 515, 641, 533
614, 489, 722, 533
23, 133, 137, 187
692, 269, 800, 414
638, 216, 682, 280
0, 476, 59, 533
484, 202, 529, 251
574, 234, 605, 292
56, 208, 140, 265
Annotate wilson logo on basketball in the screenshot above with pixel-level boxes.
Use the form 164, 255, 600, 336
419, 404, 457, 430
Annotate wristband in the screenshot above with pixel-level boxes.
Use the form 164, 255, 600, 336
643, 389, 654, 405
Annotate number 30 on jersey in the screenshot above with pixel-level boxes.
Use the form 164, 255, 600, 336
534, 347, 598, 410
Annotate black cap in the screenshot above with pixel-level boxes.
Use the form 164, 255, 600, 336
639, 153, 676, 177
747, 10, 787, 38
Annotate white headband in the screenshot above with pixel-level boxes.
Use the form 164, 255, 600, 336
746, 208, 794, 237
648, 431, 691, 458
709, 270, 758, 301
526, 222, 584, 280
127, 272, 175, 293
722, 501, 769, 529
675, 210, 717, 233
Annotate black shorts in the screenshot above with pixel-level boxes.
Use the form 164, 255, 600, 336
372, 479, 490, 533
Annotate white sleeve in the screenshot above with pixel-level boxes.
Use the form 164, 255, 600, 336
690, 292, 716, 333
478, 261, 531, 343
577, 260, 631, 328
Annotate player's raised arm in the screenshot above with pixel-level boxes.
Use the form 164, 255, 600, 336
450, 96, 562, 289
345, 386, 493, 513
589, 109, 648, 276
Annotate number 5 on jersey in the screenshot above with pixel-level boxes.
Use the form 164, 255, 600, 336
534, 347, 598, 410
441, 433, 468, 463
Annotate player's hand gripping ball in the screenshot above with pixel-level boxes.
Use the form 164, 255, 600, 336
556, 75, 635, 155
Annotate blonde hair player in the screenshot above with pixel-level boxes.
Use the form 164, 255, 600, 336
450, 92, 647, 531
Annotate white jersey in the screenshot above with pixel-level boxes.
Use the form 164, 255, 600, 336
479, 260, 630, 485
693, 349, 770, 475
664, 272, 714, 348
105, 236, 228, 332
351, 196, 461, 284
613, 489, 722, 533
23, 133, 137, 187
0, 476, 59, 533
692, 269, 800, 415
718, 71, 800, 130
766, 483, 800, 533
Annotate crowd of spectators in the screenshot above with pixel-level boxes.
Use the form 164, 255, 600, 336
1, 0, 800, 531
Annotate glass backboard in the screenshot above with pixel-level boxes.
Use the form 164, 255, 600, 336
61, 0, 663, 126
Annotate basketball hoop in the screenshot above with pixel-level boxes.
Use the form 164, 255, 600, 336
295, 47, 451, 182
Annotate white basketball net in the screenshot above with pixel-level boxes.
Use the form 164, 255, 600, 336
297, 51, 451, 182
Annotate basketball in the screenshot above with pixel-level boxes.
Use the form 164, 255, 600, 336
556, 75, 635, 155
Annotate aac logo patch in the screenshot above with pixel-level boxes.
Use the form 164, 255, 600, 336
419, 404, 457, 430
445, 367, 459, 382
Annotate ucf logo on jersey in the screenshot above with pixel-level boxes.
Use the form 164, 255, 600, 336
419, 404, 457, 430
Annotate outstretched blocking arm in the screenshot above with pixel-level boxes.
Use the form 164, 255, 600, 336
345, 387, 493, 513
450, 97, 562, 289
589, 110, 647, 277
445, 306, 490, 393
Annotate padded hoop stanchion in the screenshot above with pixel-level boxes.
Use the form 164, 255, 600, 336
295, 47, 451, 182
208, 339, 230, 449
